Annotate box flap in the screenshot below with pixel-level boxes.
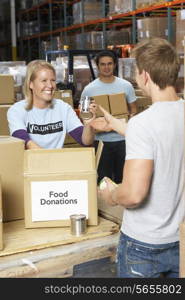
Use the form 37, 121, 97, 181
0, 136, 24, 145
24, 148, 96, 174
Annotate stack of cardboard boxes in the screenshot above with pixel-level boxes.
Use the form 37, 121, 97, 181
0, 75, 15, 136
93, 93, 129, 121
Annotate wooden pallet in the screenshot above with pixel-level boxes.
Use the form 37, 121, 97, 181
0, 217, 119, 278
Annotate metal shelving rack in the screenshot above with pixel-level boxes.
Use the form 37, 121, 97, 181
17, 0, 185, 62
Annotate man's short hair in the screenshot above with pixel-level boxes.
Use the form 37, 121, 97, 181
131, 38, 180, 89
95, 50, 117, 65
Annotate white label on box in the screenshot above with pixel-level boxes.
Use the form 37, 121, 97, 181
165, 29, 168, 36
140, 31, 143, 38
31, 180, 88, 221
146, 30, 150, 38
137, 20, 142, 29
61, 92, 70, 97
180, 10, 185, 20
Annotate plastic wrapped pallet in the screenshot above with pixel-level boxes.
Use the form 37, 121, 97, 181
176, 10, 185, 55
118, 58, 136, 86
73, 0, 103, 25
108, 0, 132, 15
107, 28, 131, 46
137, 17, 176, 45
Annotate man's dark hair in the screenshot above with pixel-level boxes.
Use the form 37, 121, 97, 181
95, 50, 117, 65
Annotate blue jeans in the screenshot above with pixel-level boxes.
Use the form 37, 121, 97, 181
117, 232, 179, 278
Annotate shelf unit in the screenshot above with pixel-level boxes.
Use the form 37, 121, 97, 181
1, 0, 185, 61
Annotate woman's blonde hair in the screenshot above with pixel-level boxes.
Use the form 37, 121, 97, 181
23, 60, 56, 110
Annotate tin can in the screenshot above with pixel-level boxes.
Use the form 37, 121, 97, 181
70, 214, 87, 236
79, 96, 93, 120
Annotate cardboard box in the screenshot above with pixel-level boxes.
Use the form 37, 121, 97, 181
64, 133, 78, 145
0, 105, 11, 135
0, 178, 3, 250
92, 95, 110, 117
98, 179, 123, 225
136, 96, 152, 113
24, 148, 98, 228
0, 75, 15, 104
98, 199, 123, 225
109, 93, 128, 115
0, 136, 25, 221
180, 222, 185, 278
93, 93, 129, 117
135, 89, 144, 96
115, 114, 129, 122
54, 89, 73, 107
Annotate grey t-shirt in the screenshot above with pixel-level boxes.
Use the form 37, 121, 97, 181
81, 77, 136, 142
122, 100, 185, 244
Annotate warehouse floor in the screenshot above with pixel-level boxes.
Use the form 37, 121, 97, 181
72, 257, 117, 278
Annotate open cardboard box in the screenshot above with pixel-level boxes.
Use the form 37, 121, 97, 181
24, 148, 98, 228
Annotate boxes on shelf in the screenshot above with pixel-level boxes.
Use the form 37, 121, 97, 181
108, 0, 132, 15
118, 58, 136, 86
24, 148, 98, 228
0, 136, 25, 221
176, 10, 185, 54
54, 89, 73, 107
0, 105, 11, 135
0, 75, 15, 104
73, 0, 103, 24
0, 179, 3, 250
136, 96, 152, 113
137, 17, 176, 45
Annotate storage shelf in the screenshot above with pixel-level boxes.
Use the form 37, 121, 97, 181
14, 0, 185, 61
18, 0, 185, 41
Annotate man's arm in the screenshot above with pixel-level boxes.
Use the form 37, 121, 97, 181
98, 158, 153, 208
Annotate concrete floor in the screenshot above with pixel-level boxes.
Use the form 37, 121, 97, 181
72, 257, 117, 278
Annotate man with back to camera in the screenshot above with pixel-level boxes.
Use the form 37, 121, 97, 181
81, 50, 137, 184
98, 38, 185, 278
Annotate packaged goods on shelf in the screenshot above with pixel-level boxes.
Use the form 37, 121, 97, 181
73, 0, 103, 24
118, 58, 136, 86
137, 17, 176, 45
0, 105, 11, 136
24, 148, 98, 228
0, 137, 25, 222
107, 28, 132, 46
176, 10, 185, 55
70, 32, 104, 49
108, 0, 132, 15
136, 0, 152, 9
20, 0, 33, 9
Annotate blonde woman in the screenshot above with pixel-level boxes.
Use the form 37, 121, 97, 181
7, 60, 97, 149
